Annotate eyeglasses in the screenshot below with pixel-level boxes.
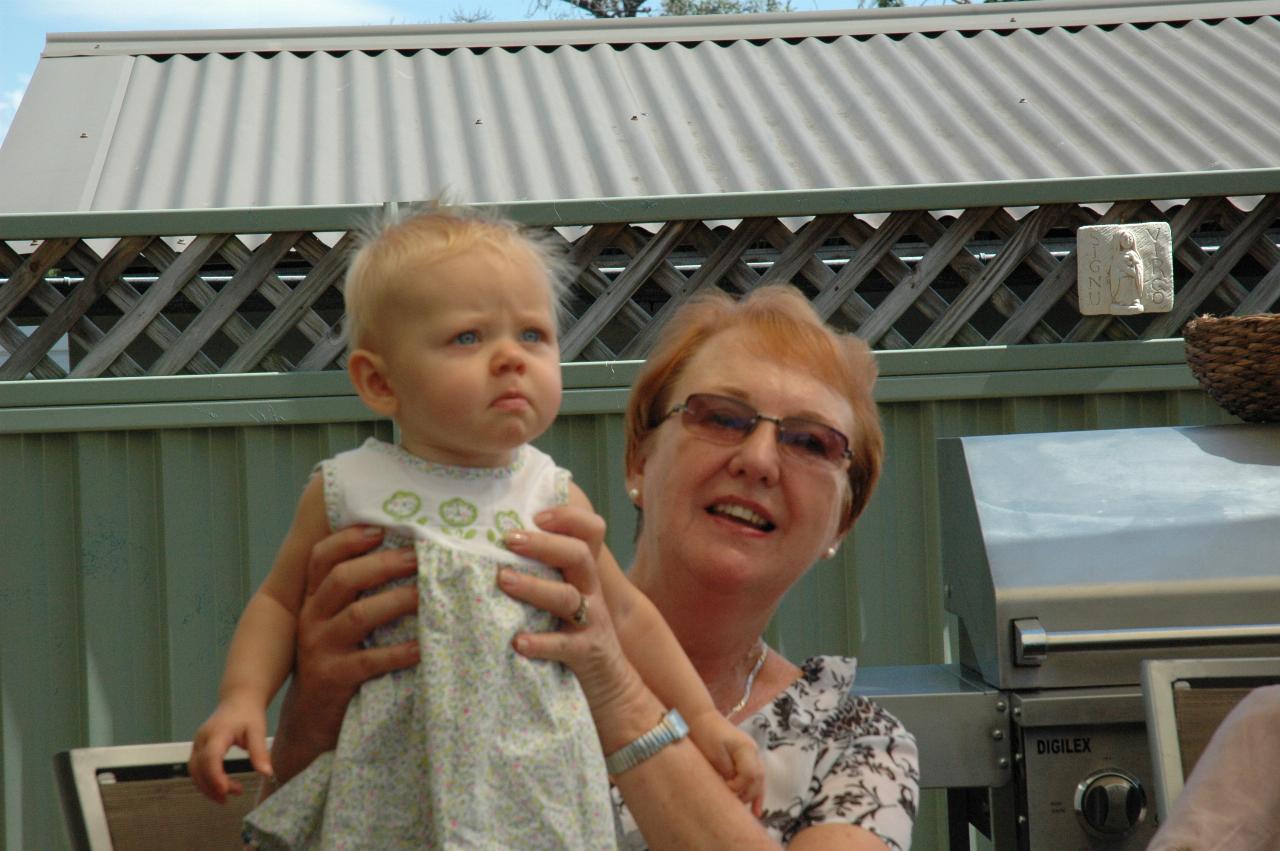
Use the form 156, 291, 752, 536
661, 393, 852, 468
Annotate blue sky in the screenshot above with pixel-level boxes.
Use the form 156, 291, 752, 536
0, 0, 903, 147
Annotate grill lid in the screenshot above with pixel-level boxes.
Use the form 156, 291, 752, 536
940, 423, 1280, 690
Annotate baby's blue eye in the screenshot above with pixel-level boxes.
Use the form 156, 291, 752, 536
454, 330, 479, 345
520, 328, 546, 343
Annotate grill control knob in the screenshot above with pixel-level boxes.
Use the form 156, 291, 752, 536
1074, 770, 1146, 837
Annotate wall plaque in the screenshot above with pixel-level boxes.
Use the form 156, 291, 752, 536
1077, 223, 1173, 315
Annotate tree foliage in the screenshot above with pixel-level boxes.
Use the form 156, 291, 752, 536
539, 0, 650, 15
536, 0, 794, 15
535, 0, 1030, 14
663, 0, 793, 13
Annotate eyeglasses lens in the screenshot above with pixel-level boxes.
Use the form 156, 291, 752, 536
679, 394, 848, 466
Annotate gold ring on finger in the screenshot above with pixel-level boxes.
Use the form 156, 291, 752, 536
571, 593, 589, 627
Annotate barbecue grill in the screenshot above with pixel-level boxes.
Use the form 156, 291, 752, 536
861, 422, 1280, 849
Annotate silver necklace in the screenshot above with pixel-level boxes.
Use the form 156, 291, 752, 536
725, 643, 768, 720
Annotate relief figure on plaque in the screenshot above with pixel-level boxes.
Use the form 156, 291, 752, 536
1109, 230, 1145, 314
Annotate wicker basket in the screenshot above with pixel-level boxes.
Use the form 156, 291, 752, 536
1183, 313, 1280, 422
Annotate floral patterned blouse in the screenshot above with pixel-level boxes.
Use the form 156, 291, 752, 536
612, 656, 920, 849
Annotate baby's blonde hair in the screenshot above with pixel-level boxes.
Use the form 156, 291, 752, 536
343, 204, 572, 352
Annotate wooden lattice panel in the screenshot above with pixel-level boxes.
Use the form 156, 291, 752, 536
2, 196, 1278, 379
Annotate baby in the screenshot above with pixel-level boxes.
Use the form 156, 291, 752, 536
188, 206, 761, 849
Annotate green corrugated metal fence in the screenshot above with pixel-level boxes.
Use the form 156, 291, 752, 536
0, 341, 1235, 850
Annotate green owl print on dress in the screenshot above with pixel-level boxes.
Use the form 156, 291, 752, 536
382, 490, 422, 521
439, 497, 479, 539
487, 509, 525, 546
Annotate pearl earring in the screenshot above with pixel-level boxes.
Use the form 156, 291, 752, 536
825, 545, 838, 560
628, 488, 640, 503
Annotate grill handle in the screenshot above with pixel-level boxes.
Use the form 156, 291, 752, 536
1013, 618, 1280, 666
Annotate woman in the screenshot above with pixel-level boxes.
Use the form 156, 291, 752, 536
265, 286, 919, 849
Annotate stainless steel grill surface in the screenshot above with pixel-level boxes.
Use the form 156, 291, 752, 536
933, 422, 1280, 849
942, 423, 1280, 692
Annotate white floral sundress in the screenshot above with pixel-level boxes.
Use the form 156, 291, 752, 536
244, 438, 615, 850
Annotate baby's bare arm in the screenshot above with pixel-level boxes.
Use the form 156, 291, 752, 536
221, 474, 330, 704
564, 485, 711, 718
189, 475, 330, 801
599, 555, 762, 795
596, 552, 718, 725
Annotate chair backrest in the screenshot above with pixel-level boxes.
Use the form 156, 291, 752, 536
1141, 656, 1280, 820
53, 741, 261, 850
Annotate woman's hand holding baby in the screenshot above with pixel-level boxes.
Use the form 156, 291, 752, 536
295, 527, 420, 711
498, 507, 659, 754
269, 526, 420, 786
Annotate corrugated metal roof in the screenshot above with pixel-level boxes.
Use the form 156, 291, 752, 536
2, 0, 1278, 216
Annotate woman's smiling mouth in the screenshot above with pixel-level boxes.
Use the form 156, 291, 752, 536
708, 502, 776, 531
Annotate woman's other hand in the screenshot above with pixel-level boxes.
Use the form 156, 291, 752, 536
269, 525, 419, 785
498, 506, 655, 749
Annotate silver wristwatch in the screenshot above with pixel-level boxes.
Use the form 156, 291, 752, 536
604, 708, 689, 775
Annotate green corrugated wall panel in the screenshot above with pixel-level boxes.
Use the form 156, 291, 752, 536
0, 343, 1245, 850
770, 547, 852, 663
158, 429, 247, 740
535, 412, 639, 564
76, 431, 167, 747
241, 426, 311, 584
859, 401, 946, 666
1, 433, 82, 851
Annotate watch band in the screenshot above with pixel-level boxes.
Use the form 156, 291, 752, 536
604, 708, 688, 775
